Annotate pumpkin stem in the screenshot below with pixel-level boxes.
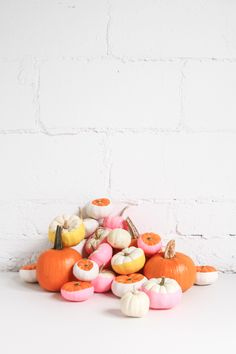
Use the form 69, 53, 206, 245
164, 240, 175, 259
160, 277, 165, 286
63, 220, 69, 229
78, 207, 83, 220
126, 217, 139, 239
94, 227, 103, 239
119, 205, 129, 217
54, 226, 63, 250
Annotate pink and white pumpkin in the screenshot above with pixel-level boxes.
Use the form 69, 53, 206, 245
137, 233, 162, 256
142, 277, 182, 310
85, 227, 110, 255
103, 206, 129, 230
61, 281, 94, 302
73, 259, 99, 281
91, 269, 115, 293
88, 243, 113, 267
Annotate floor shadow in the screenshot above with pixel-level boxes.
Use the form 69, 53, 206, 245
103, 308, 124, 318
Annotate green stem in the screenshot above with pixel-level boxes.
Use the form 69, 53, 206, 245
53, 225, 63, 250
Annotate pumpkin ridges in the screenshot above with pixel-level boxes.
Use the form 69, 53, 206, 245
76, 259, 93, 271
141, 233, 161, 246
196, 265, 217, 272
116, 273, 144, 284
62, 281, 92, 292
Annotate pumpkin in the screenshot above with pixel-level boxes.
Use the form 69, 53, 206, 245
85, 198, 113, 219
85, 227, 110, 255
120, 290, 150, 318
144, 240, 196, 292
91, 267, 115, 293
19, 263, 37, 283
83, 218, 99, 238
48, 214, 85, 247
103, 206, 129, 230
73, 258, 99, 281
137, 232, 162, 256
111, 247, 145, 275
61, 281, 94, 302
195, 266, 218, 286
37, 226, 81, 292
107, 229, 131, 250
111, 273, 147, 298
142, 277, 182, 309
88, 243, 113, 267
72, 239, 87, 257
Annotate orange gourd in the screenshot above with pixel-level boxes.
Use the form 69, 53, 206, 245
144, 240, 196, 292
37, 226, 81, 292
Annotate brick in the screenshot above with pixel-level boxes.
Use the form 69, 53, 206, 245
0, 0, 107, 59
40, 59, 181, 130
184, 62, 236, 131
110, 0, 236, 58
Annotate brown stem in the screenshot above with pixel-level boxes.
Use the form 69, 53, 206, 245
126, 217, 139, 239
94, 227, 103, 239
53, 226, 63, 250
119, 206, 129, 217
63, 220, 69, 229
160, 277, 165, 286
164, 240, 176, 259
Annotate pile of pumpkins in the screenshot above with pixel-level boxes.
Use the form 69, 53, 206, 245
19, 198, 218, 318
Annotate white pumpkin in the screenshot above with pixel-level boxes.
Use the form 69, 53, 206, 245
83, 218, 99, 238
73, 259, 99, 281
85, 198, 113, 220
120, 290, 150, 318
107, 229, 131, 249
19, 264, 37, 283
195, 266, 218, 285
111, 273, 147, 298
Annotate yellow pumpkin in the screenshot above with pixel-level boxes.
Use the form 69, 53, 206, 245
111, 247, 145, 275
48, 214, 85, 248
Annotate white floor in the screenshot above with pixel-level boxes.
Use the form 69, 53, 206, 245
0, 272, 235, 354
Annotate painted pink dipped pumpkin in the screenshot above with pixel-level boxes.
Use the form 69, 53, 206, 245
85, 227, 110, 255
88, 243, 113, 267
61, 281, 94, 302
142, 277, 182, 310
91, 269, 115, 293
103, 206, 129, 230
137, 233, 162, 256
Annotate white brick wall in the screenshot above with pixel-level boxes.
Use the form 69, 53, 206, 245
0, 0, 236, 272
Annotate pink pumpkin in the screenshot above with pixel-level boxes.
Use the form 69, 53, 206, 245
137, 233, 162, 256
91, 269, 115, 293
85, 227, 110, 255
88, 243, 113, 267
103, 206, 129, 230
60, 281, 94, 302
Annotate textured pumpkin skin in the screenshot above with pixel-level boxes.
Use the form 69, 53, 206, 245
144, 251, 196, 292
37, 248, 81, 292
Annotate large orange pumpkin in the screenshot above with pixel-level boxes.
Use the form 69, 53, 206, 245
37, 226, 81, 292
143, 240, 196, 292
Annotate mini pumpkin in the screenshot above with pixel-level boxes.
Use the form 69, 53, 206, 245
142, 277, 182, 309
111, 247, 145, 275
83, 218, 99, 238
48, 214, 85, 247
107, 229, 131, 250
120, 290, 150, 318
73, 258, 99, 281
19, 263, 37, 283
85, 227, 110, 255
137, 232, 162, 256
61, 281, 94, 302
91, 267, 115, 293
88, 243, 113, 267
85, 198, 113, 220
111, 273, 147, 298
103, 206, 129, 230
37, 226, 81, 292
144, 240, 196, 292
195, 266, 218, 285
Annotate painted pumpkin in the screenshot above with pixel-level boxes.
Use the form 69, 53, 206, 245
195, 266, 218, 286
142, 277, 182, 309
91, 268, 115, 293
85, 227, 110, 255
103, 206, 128, 230
37, 226, 81, 292
48, 214, 85, 247
111, 273, 147, 298
107, 229, 131, 250
111, 247, 145, 275
88, 243, 113, 267
120, 290, 150, 318
83, 218, 99, 238
19, 263, 37, 283
61, 281, 94, 302
137, 232, 162, 256
73, 259, 99, 281
85, 198, 113, 219
144, 240, 196, 292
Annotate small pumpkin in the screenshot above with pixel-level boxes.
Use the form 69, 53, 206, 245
19, 263, 37, 283
107, 228, 131, 250
142, 277, 182, 309
83, 218, 99, 238
61, 281, 94, 302
195, 266, 218, 286
120, 290, 150, 318
91, 267, 115, 293
144, 240, 196, 292
111, 247, 145, 275
48, 214, 85, 247
88, 243, 113, 267
37, 226, 81, 292
137, 232, 162, 256
73, 258, 99, 281
111, 273, 147, 298
85, 198, 113, 220
85, 227, 110, 255
103, 206, 129, 230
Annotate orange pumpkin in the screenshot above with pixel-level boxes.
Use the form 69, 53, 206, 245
37, 226, 81, 292
144, 240, 196, 292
